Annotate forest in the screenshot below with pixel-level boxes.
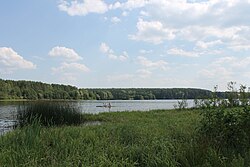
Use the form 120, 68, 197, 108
0, 78, 217, 100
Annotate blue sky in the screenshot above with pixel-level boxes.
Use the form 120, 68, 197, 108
1, 0, 250, 90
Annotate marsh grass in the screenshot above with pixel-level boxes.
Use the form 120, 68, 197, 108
16, 101, 85, 127
1, 109, 250, 166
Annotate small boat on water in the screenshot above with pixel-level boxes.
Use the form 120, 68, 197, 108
96, 105, 107, 107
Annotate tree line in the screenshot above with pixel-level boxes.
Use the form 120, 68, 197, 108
0, 79, 217, 100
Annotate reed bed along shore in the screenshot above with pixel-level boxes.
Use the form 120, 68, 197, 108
16, 102, 87, 127
1, 104, 250, 166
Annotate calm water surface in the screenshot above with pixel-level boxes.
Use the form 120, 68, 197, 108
78, 100, 194, 113
0, 100, 194, 134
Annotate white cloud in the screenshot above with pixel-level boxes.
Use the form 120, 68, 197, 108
145, 0, 250, 26
119, 51, 129, 61
197, 58, 234, 87
49, 46, 82, 61
180, 26, 247, 41
229, 44, 250, 51
140, 10, 150, 16
196, 40, 223, 49
122, 11, 128, 16
136, 69, 152, 78
129, 19, 175, 44
212, 56, 236, 66
111, 16, 121, 23
0, 47, 36, 73
109, 2, 122, 10
130, 20, 250, 50
109, 0, 149, 10
213, 56, 250, 68
137, 56, 168, 70
51, 62, 90, 81
127, 0, 250, 49
139, 49, 153, 54
100, 43, 129, 61
198, 55, 250, 88
49, 46, 90, 82
228, 36, 250, 51
109, 0, 248, 21
58, 0, 108, 16
199, 66, 233, 80
179, 26, 250, 52
103, 16, 108, 21
52, 62, 90, 73
100, 42, 110, 53
167, 48, 199, 57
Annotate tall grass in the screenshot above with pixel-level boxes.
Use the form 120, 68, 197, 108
17, 101, 84, 127
1, 108, 249, 166
0, 109, 193, 166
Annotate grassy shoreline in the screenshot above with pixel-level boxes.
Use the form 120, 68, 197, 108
0, 108, 249, 166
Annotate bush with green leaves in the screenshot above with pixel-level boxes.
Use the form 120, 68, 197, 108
199, 107, 250, 154
174, 99, 188, 110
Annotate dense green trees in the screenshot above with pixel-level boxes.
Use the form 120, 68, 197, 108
0, 79, 214, 100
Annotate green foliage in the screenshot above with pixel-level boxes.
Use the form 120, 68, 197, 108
227, 81, 239, 107
193, 82, 250, 109
239, 84, 249, 106
199, 107, 250, 154
174, 99, 188, 110
17, 102, 84, 127
0, 78, 213, 100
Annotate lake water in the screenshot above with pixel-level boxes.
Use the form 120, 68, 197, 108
0, 100, 194, 134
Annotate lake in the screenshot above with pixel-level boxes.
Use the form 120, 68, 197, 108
0, 100, 194, 134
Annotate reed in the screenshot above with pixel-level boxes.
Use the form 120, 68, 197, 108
16, 101, 84, 127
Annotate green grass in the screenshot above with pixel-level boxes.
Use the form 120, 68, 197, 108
0, 108, 249, 166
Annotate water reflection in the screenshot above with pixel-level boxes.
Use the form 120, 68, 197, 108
0, 119, 17, 135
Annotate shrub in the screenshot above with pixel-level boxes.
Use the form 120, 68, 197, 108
174, 99, 188, 110
17, 101, 84, 127
199, 107, 250, 154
